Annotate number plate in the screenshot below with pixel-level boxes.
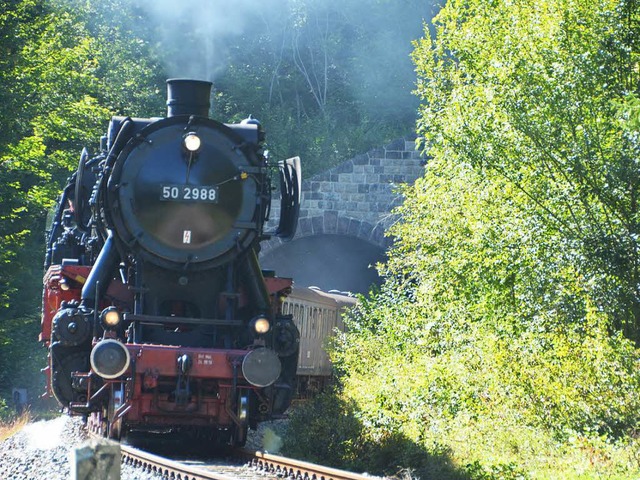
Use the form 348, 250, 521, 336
160, 185, 219, 203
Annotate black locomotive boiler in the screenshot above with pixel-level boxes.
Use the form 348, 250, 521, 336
40, 79, 302, 446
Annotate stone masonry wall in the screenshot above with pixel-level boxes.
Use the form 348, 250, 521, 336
262, 138, 426, 254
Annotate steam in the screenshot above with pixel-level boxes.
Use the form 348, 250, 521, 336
140, 0, 266, 81
134, 0, 439, 116
262, 427, 283, 453
23, 416, 67, 450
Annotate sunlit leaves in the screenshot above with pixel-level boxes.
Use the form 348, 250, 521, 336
413, 0, 640, 340
327, 0, 640, 475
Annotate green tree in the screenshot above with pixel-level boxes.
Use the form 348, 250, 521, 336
413, 0, 640, 341
296, 0, 640, 477
209, 0, 432, 174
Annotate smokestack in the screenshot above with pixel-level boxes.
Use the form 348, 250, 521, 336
166, 78, 212, 117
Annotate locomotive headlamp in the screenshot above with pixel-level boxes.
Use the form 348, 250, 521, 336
242, 348, 281, 387
90, 339, 131, 379
183, 132, 202, 152
250, 315, 271, 335
59, 278, 70, 291
100, 306, 121, 329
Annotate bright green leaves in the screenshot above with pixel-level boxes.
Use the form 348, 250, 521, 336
18, 12, 114, 154
413, 0, 640, 341
319, 0, 640, 476
616, 93, 640, 131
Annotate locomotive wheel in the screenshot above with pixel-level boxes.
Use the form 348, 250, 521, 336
89, 408, 105, 437
87, 401, 121, 439
100, 407, 109, 438
87, 410, 106, 437
107, 404, 123, 440
230, 421, 248, 447
98, 405, 109, 438
95, 405, 116, 439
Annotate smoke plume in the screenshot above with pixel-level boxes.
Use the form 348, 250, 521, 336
135, 0, 440, 117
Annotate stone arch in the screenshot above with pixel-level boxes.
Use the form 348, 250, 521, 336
259, 137, 424, 292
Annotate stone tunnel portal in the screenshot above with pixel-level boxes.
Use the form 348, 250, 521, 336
260, 137, 424, 294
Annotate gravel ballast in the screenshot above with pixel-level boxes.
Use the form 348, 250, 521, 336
1, 416, 161, 480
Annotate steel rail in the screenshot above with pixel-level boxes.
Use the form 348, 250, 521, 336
120, 443, 377, 480
235, 448, 377, 480
121, 444, 237, 480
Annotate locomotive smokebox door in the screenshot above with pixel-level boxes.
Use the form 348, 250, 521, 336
107, 116, 263, 269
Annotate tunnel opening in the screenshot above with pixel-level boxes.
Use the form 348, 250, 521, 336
260, 234, 386, 294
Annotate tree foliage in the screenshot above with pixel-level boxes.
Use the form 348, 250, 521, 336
413, 0, 640, 341
293, 0, 640, 477
204, 0, 433, 174
95, 0, 431, 175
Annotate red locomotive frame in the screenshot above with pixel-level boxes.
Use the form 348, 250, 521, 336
42, 262, 294, 440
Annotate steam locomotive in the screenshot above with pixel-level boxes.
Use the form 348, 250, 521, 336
40, 79, 302, 446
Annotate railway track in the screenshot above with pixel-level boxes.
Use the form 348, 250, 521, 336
121, 444, 378, 480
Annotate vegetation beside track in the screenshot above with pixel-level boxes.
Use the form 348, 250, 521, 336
283, 1, 640, 478
0, 410, 30, 442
